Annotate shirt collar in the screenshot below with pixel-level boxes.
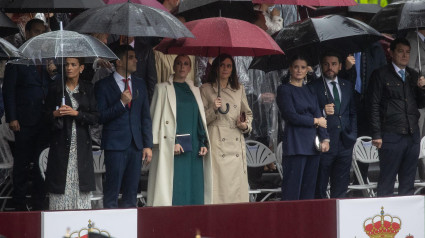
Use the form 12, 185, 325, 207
113, 71, 132, 82
392, 62, 405, 74
325, 76, 339, 85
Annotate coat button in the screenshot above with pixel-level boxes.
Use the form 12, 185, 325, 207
166, 121, 169, 124
164, 136, 167, 139
222, 154, 225, 158
236, 138, 238, 141
222, 138, 225, 141
337, 126, 341, 129
236, 154, 239, 157
339, 116, 341, 118
233, 105, 237, 108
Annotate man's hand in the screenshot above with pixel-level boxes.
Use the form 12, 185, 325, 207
372, 139, 382, 149
199, 147, 208, 156
321, 141, 330, 153
9, 120, 20, 132
142, 148, 152, 164
97, 58, 113, 69
345, 55, 355, 70
174, 144, 184, 155
121, 89, 132, 106
324, 103, 335, 116
418, 76, 425, 88
236, 115, 248, 131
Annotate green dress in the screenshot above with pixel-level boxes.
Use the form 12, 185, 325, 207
172, 82, 206, 205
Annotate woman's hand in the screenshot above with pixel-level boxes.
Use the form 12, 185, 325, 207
213, 97, 222, 110
314, 117, 327, 128
53, 109, 62, 118
199, 147, 208, 156
321, 141, 330, 153
236, 115, 248, 131
174, 144, 184, 155
58, 105, 79, 117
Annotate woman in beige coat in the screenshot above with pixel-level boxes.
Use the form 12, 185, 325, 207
147, 55, 213, 206
200, 54, 253, 204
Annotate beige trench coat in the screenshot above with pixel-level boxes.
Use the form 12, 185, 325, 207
200, 83, 252, 204
147, 75, 213, 206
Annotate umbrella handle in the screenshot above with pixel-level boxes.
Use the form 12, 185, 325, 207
218, 103, 229, 114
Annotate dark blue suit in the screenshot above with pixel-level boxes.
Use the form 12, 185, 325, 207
276, 83, 329, 200
2, 64, 51, 210
95, 73, 153, 208
309, 78, 357, 198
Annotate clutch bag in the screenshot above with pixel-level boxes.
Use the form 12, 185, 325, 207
315, 135, 322, 152
176, 134, 192, 152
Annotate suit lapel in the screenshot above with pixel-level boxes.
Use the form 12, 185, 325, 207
321, 79, 334, 104
107, 75, 122, 97
339, 81, 349, 113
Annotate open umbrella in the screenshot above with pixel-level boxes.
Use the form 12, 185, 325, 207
10, 25, 117, 104
251, 0, 357, 6
0, 11, 19, 37
177, 0, 256, 23
103, 0, 168, 11
65, 1, 193, 38
156, 17, 284, 114
0, 0, 105, 13
370, 0, 425, 73
0, 37, 23, 59
250, 14, 382, 72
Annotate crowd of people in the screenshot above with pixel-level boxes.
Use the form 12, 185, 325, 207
0, 0, 424, 212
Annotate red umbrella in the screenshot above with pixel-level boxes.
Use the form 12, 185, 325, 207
155, 17, 284, 57
103, 0, 168, 11
252, 0, 357, 6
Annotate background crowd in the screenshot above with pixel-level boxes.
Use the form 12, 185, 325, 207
0, 0, 424, 212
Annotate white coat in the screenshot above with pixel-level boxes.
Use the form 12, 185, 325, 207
147, 74, 213, 206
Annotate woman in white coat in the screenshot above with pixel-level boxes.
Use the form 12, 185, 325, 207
147, 55, 213, 206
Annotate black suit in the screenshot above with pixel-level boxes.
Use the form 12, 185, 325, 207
368, 64, 425, 196
309, 77, 357, 198
2, 64, 51, 210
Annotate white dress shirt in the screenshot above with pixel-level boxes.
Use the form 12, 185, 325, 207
114, 72, 132, 107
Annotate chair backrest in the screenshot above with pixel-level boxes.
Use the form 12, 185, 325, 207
39, 148, 49, 180
352, 136, 379, 164
275, 142, 282, 165
246, 140, 277, 167
419, 136, 425, 160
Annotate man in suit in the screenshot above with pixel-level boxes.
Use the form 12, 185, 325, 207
406, 29, 425, 138
3, 18, 48, 211
309, 51, 357, 198
368, 38, 425, 197
95, 45, 153, 208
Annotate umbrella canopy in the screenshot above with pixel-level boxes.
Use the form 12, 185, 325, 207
348, 3, 381, 14
65, 2, 193, 38
0, 37, 23, 60
155, 17, 284, 57
250, 14, 382, 71
370, 0, 425, 33
103, 0, 168, 11
12, 29, 117, 65
251, 0, 357, 6
178, 0, 256, 23
0, 11, 19, 37
0, 0, 105, 13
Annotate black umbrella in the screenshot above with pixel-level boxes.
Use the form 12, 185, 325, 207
348, 4, 381, 15
370, 0, 425, 33
0, 0, 105, 13
250, 14, 382, 72
370, 0, 425, 74
65, 1, 194, 38
177, 0, 256, 23
0, 37, 23, 59
0, 11, 18, 37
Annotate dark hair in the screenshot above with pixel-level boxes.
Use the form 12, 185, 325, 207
25, 18, 45, 32
112, 44, 135, 66
289, 55, 309, 67
320, 51, 341, 63
390, 38, 410, 51
157, 0, 165, 3
65, 57, 85, 65
173, 55, 192, 68
206, 54, 240, 90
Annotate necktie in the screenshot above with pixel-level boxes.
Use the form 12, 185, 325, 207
331, 81, 340, 113
399, 69, 405, 82
354, 52, 362, 94
122, 78, 132, 108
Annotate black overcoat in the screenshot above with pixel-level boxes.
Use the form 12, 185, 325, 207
45, 79, 99, 194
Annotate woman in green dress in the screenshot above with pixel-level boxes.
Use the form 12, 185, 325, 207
147, 55, 213, 206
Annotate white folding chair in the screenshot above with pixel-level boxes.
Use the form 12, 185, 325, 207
347, 136, 379, 197
246, 140, 281, 202
275, 142, 283, 179
414, 137, 425, 194
91, 146, 105, 207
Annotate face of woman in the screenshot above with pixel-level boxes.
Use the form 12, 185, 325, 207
65, 58, 84, 80
173, 56, 191, 79
289, 59, 308, 81
218, 58, 233, 80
